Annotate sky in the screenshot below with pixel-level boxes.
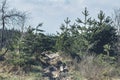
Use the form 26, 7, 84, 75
5, 0, 120, 34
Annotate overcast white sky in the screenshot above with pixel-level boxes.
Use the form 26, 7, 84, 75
6, 0, 120, 34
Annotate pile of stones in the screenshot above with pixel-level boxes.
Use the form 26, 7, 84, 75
41, 52, 70, 80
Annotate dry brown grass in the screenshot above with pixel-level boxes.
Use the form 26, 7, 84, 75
73, 55, 114, 80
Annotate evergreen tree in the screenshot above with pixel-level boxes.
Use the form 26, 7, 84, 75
56, 17, 72, 53
89, 11, 117, 55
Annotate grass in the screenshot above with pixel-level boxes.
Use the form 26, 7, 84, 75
0, 65, 43, 80
0, 72, 43, 80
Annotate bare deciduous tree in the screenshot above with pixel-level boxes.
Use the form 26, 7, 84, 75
113, 9, 120, 35
0, 0, 26, 49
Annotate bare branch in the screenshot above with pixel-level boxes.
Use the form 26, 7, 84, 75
0, 0, 27, 49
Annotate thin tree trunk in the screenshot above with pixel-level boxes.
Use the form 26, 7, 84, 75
1, 17, 5, 48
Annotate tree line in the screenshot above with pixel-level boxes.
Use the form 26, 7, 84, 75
0, 0, 120, 70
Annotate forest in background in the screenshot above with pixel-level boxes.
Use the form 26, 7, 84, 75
0, 0, 120, 80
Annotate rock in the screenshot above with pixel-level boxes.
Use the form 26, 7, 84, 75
45, 53, 59, 59
49, 66, 57, 71
0, 69, 4, 73
51, 71, 59, 78
63, 63, 68, 72
41, 51, 70, 80
60, 65, 64, 72
44, 67, 50, 73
